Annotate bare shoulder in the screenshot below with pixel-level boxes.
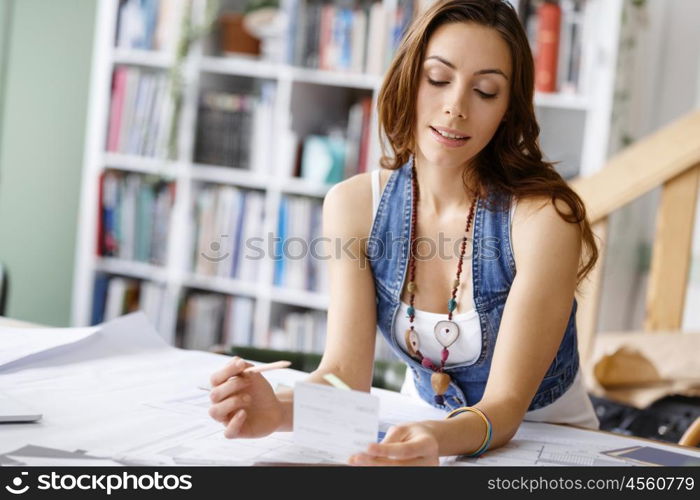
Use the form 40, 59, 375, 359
322, 169, 391, 239
511, 195, 582, 273
512, 195, 578, 230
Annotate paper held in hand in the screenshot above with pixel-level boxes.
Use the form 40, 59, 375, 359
292, 380, 379, 463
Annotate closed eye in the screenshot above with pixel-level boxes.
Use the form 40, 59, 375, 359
426, 78, 497, 99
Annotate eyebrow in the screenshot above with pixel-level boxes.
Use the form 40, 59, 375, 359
425, 55, 509, 80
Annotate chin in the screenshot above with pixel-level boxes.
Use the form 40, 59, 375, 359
418, 141, 472, 167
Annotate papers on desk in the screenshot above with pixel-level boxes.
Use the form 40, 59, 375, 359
0, 324, 99, 369
0, 445, 123, 466
3, 311, 700, 467
293, 381, 380, 463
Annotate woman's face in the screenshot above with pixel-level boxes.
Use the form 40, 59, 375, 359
415, 22, 512, 168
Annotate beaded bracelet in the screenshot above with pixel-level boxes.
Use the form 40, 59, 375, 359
446, 406, 493, 457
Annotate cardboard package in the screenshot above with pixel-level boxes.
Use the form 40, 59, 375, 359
583, 332, 700, 409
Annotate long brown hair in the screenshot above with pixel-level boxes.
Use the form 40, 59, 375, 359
376, 0, 598, 287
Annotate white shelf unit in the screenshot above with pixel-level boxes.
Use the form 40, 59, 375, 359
73, 0, 623, 354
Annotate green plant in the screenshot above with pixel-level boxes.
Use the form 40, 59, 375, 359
244, 0, 280, 15
165, 0, 220, 160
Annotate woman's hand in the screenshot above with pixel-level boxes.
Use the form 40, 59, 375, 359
348, 422, 440, 466
208, 356, 284, 439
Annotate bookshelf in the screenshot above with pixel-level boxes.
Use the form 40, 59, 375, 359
73, 0, 623, 360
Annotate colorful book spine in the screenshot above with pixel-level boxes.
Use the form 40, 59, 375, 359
106, 67, 127, 152
535, 0, 562, 93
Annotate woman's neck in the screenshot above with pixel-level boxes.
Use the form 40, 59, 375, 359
414, 154, 475, 218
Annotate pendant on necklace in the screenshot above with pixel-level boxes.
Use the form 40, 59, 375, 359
434, 320, 460, 348
404, 328, 420, 358
431, 372, 451, 406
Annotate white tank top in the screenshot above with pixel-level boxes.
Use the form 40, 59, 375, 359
370, 168, 600, 429
371, 167, 508, 366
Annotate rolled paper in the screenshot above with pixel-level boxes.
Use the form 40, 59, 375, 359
431, 371, 451, 395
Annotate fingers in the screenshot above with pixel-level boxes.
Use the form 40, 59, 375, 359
223, 409, 247, 439
365, 425, 416, 459
348, 452, 436, 467
366, 440, 423, 460
357, 424, 438, 463
209, 376, 251, 404
209, 356, 252, 387
208, 393, 252, 423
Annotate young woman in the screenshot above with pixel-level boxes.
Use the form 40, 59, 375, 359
208, 0, 600, 466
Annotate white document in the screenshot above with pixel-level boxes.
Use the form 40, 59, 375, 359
5, 456, 123, 466
293, 381, 379, 463
0, 312, 171, 378
0, 324, 100, 369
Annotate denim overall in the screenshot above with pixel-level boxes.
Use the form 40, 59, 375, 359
367, 154, 579, 412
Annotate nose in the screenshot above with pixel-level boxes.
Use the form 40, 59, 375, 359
444, 88, 469, 119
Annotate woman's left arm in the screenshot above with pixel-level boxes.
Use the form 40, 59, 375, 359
350, 196, 582, 465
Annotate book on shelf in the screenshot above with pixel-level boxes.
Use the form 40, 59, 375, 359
177, 291, 254, 351
106, 66, 174, 158
534, 0, 562, 93
560, 0, 584, 95
365, 1, 387, 76
179, 291, 226, 351
281, 0, 410, 76
222, 295, 256, 347
236, 191, 266, 283
92, 273, 166, 332
192, 184, 265, 281
290, 94, 372, 183
115, 0, 187, 52
98, 171, 175, 265
386, 0, 415, 71
274, 195, 328, 294
193, 85, 275, 172
268, 309, 327, 354
300, 132, 346, 185
342, 95, 373, 179
519, 0, 586, 95
288, 0, 366, 72
356, 95, 372, 174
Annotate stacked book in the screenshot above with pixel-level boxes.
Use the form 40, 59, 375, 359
98, 171, 175, 265
192, 184, 266, 282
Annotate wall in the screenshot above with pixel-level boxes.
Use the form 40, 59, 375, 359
0, 0, 96, 325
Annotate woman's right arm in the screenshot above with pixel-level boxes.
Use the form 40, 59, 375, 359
209, 173, 380, 436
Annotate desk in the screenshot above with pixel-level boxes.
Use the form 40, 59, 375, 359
1, 313, 699, 466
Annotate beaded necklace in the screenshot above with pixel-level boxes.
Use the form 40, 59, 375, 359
404, 163, 477, 406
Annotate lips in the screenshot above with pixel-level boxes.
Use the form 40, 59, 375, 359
430, 126, 470, 139
429, 126, 470, 147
